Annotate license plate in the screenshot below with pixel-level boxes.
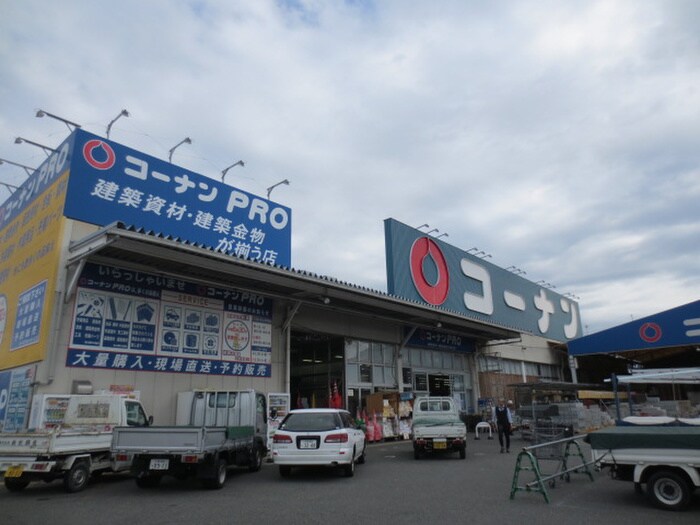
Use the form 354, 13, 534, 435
433, 440, 447, 450
299, 439, 317, 449
5, 465, 24, 478
149, 459, 169, 470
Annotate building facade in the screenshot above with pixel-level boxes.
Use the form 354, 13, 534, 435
0, 130, 580, 431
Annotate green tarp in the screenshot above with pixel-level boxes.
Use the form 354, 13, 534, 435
586, 426, 700, 450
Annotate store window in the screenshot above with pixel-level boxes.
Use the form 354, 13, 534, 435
345, 338, 398, 415
402, 345, 473, 413
359, 364, 372, 383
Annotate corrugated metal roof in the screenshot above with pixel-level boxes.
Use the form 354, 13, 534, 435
67, 222, 519, 341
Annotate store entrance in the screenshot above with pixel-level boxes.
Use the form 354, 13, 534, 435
290, 331, 345, 409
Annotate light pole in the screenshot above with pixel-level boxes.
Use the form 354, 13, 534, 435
168, 137, 192, 163
35, 109, 81, 131
0, 158, 35, 176
221, 160, 245, 182
106, 109, 129, 138
15, 137, 57, 156
0, 181, 19, 193
266, 179, 289, 200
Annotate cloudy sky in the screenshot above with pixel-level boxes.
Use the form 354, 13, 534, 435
1, 1, 698, 335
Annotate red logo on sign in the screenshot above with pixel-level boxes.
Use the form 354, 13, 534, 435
83, 139, 116, 170
409, 237, 449, 305
639, 322, 662, 343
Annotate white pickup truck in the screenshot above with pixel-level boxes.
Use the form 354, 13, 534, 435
411, 396, 467, 460
111, 389, 267, 489
0, 394, 150, 493
587, 425, 700, 511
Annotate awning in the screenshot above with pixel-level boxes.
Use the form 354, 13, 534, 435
66, 223, 519, 342
567, 300, 700, 356
613, 367, 700, 384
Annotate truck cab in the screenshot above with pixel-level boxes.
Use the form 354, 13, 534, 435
0, 394, 150, 493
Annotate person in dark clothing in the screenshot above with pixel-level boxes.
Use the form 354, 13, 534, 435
492, 398, 512, 453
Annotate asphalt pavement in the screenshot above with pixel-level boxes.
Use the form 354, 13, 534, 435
1, 431, 698, 525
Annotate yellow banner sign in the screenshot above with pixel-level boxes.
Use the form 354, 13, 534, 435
0, 172, 68, 370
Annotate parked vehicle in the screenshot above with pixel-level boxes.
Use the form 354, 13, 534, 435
271, 408, 366, 477
411, 396, 467, 459
0, 394, 150, 493
588, 425, 700, 511
111, 390, 267, 489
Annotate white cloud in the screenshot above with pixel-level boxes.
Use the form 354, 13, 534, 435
1, 0, 698, 335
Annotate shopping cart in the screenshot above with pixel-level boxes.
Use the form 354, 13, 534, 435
531, 420, 574, 485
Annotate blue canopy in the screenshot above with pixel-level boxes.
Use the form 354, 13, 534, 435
568, 300, 700, 356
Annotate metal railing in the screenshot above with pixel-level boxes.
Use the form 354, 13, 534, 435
510, 434, 599, 503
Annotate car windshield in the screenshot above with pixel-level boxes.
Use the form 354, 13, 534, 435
281, 412, 340, 432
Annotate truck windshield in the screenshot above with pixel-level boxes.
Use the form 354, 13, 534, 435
281, 413, 340, 432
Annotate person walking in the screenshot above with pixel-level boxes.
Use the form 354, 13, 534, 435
492, 398, 512, 453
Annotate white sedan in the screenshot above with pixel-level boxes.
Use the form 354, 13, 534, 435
272, 408, 366, 477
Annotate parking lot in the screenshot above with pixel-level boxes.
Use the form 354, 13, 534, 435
1, 433, 698, 524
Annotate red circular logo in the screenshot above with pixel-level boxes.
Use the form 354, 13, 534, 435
409, 237, 449, 305
83, 139, 116, 170
639, 322, 662, 343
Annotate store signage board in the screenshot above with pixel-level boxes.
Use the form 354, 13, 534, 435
405, 327, 475, 353
0, 135, 71, 371
0, 365, 35, 432
63, 129, 292, 267
385, 218, 582, 342
66, 262, 272, 377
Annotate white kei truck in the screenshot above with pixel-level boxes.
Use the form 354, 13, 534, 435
0, 394, 151, 493
110, 389, 267, 489
587, 424, 700, 511
411, 396, 467, 459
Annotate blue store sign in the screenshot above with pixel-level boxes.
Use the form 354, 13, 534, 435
63, 129, 292, 267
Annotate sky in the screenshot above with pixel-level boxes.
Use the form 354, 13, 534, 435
1, 0, 698, 336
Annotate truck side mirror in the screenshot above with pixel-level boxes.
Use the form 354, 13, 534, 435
148, 415, 154, 426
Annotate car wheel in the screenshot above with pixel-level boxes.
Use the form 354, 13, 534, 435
203, 458, 227, 490
135, 474, 162, 488
343, 455, 355, 478
646, 470, 691, 511
63, 461, 90, 493
357, 444, 366, 465
4, 476, 30, 492
279, 465, 292, 478
248, 445, 263, 473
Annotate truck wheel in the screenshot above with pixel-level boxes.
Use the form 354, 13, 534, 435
202, 458, 227, 490
646, 470, 691, 511
459, 445, 466, 459
63, 462, 90, 493
248, 445, 263, 473
4, 477, 30, 492
279, 466, 292, 478
413, 447, 421, 460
